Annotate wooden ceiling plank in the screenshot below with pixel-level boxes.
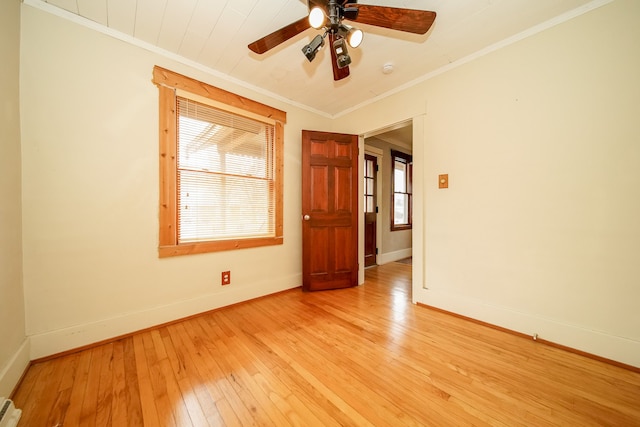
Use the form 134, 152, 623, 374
106, 0, 136, 35
77, 0, 108, 26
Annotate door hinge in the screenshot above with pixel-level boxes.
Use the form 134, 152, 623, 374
375, 165, 379, 173
375, 248, 379, 254
376, 206, 379, 213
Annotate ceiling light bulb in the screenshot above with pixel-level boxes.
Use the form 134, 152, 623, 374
308, 7, 325, 29
347, 28, 363, 48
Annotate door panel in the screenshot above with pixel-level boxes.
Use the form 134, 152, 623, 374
302, 130, 358, 291
334, 226, 354, 272
310, 227, 329, 274
310, 166, 329, 212
335, 167, 352, 211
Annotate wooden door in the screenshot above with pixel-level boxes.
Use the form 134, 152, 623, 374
302, 130, 359, 291
364, 154, 377, 267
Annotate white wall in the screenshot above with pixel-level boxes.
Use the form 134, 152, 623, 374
19, 5, 331, 359
0, 0, 29, 396
336, 0, 640, 367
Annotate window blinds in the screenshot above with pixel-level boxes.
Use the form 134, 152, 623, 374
176, 97, 276, 243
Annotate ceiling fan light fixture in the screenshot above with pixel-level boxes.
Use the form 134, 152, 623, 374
347, 27, 363, 48
302, 34, 325, 62
333, 37, 351, 69
308, 7, 326, 29
338, 24, 363, 49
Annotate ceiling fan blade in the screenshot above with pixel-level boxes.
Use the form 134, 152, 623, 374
329, 32, 350, 81
248, 16, 311, 54
345, 4, 436, 35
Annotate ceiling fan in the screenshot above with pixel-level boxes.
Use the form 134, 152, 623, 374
248, 0, 436, 81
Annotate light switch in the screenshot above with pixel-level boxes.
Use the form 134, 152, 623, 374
439, 174, 448, 189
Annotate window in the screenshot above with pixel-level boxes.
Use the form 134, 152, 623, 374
153, 66, 286, 257
364, 155, 376, 214
391, 150, 412, 231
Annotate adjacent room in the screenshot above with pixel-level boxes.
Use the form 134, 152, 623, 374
1, 0, 639, 425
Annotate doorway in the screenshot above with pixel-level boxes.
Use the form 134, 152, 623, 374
362, 120, 413, 270
360, 116, 416, 294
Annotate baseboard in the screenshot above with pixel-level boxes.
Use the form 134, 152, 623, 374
29, 274, 302, 360
415, 287, 640, 369
0, 339, 30, 398
378, 248, 412, 265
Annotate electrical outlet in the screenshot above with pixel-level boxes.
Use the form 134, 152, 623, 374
221, 271, 231, 286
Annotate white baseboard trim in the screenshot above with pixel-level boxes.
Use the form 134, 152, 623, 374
415, 287, 640, 369
0, 339, 30, 397
378, 248, 412, 265
29, 274, 302, 360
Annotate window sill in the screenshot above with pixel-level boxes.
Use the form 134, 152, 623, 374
159, 236, 283, 258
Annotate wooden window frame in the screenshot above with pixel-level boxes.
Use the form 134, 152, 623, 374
390, 149, 412, 231
152, 66, 286, 257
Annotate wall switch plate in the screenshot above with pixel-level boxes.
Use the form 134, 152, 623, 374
221, 271, 231, 285
439, 174, 448, 189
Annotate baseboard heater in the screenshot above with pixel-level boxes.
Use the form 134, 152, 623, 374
0, 398, 21, 427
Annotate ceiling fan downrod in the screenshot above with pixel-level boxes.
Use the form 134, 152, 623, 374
328, 0, 340, 33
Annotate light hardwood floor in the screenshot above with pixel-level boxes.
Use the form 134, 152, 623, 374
12, 262, 640, 426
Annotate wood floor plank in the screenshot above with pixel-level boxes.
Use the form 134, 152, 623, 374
123, 336, 144, 424
78, 346, 103, 426
287, 313, 476, 425
215, 311, 330, 426
214, 397, 243, 427
176, 320, 226, 404
10, 361, 43, 406
25, 357, 69, 426
61, 348, 93, 426
259, 333, 376, 427
192, 315, 266, 426
131, 333, 161, 427
165, 322, 222, 426
12, 262, 640, 426
13, 363, 53, 426
141, 331, 178, 426
111, 339, 128, 426
159, 327, 205, 426
216, 335, 293, 426
46, 354, 81, 426
95, 343, 114, 426
267, 363, 350, 427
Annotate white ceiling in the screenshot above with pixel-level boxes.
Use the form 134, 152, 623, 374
28, 0, 604, 117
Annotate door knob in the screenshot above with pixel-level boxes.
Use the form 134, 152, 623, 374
303, 215, 310, 221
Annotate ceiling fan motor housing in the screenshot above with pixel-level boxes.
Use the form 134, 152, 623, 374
343, 7, 359, 21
